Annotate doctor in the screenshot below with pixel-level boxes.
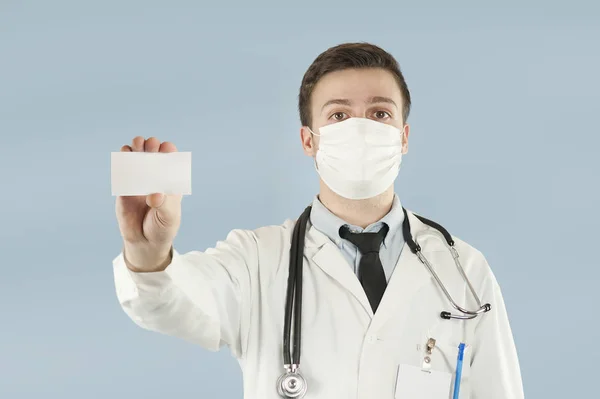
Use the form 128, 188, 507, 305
113, 42, 524, 398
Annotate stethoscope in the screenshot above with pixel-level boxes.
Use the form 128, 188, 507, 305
276, 205, 492, 398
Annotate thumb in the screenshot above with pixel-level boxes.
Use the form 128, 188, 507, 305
146, 192, 182, 219
146, 193, 166, 208
145, 193, 182, 230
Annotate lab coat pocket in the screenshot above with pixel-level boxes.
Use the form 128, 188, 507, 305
394, 363, 452, 399
395, 340, 471, 399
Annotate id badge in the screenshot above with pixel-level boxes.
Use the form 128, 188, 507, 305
395, 364, 452, 398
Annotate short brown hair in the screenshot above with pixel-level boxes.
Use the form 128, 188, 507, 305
298, 42, 411, 129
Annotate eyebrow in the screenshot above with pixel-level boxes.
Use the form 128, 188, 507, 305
321, 96, 398, 113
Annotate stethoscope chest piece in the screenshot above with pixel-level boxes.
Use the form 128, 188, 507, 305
277, 368, 307, 398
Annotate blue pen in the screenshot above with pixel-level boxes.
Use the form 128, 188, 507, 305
452, 343, 466, 399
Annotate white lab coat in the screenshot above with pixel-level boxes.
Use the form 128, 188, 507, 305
113, 210, 524, 399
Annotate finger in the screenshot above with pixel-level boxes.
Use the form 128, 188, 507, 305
159, 141, 178, 153
120, 145, 132, 152
144, 137, 161, 152
131, 136, 145, 152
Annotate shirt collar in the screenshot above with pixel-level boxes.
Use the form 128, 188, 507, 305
309, 194, 405, 248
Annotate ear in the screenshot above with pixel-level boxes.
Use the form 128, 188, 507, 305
300, 126, 317, 157
401, 124, 410, 154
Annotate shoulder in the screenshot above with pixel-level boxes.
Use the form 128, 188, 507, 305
237, 218, 297, 281
220, 218, 295, 246
223, 218, 296, 266
448, 234, 501, 295
247, 218, 296, 248
451, 234, 485, 261
408, 209, 494, 282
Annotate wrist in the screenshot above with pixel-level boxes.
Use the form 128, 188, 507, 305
123, 243, 173, 273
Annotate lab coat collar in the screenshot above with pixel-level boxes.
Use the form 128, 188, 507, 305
305, 209, 436, 322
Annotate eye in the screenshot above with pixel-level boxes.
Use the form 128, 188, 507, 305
331, 112, 347, 121
374, 110, 391, 119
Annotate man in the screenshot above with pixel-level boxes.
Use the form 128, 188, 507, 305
113, 42, 524, 398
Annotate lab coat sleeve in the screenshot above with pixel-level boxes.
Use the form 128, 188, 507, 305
113, 229, 257, 358
470, 260, 524, 399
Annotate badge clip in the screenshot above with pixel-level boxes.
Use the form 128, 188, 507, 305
421, 338, 436, 372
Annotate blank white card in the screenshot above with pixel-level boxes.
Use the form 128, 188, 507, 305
111, 152, 192, 196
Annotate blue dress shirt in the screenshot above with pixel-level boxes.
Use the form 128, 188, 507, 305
309, 194, 406, 282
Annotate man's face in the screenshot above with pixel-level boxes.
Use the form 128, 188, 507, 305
301, 67, 410, 156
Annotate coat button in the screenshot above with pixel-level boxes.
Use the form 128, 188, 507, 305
367, 334, 377, 343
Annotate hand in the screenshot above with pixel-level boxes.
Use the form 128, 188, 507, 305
115, 136, 182, 272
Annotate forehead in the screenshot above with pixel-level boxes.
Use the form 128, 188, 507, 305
311, 68, 403, 107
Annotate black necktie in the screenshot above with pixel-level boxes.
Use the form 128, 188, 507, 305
339, 224, 389, 313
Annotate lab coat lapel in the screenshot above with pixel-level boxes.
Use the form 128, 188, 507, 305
305, 224, 374, 318
368, 210, 435, 332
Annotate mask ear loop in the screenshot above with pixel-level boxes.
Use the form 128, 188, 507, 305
307, 127, 321, 136
306, 127, 321, 172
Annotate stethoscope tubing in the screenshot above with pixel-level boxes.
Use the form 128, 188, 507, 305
283, 206, 311, 368
405, 208, 491, 320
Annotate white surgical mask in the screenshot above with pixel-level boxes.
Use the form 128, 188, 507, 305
309, 117, 404, 200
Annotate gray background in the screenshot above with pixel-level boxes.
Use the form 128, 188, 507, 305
1, 1, 598, 398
